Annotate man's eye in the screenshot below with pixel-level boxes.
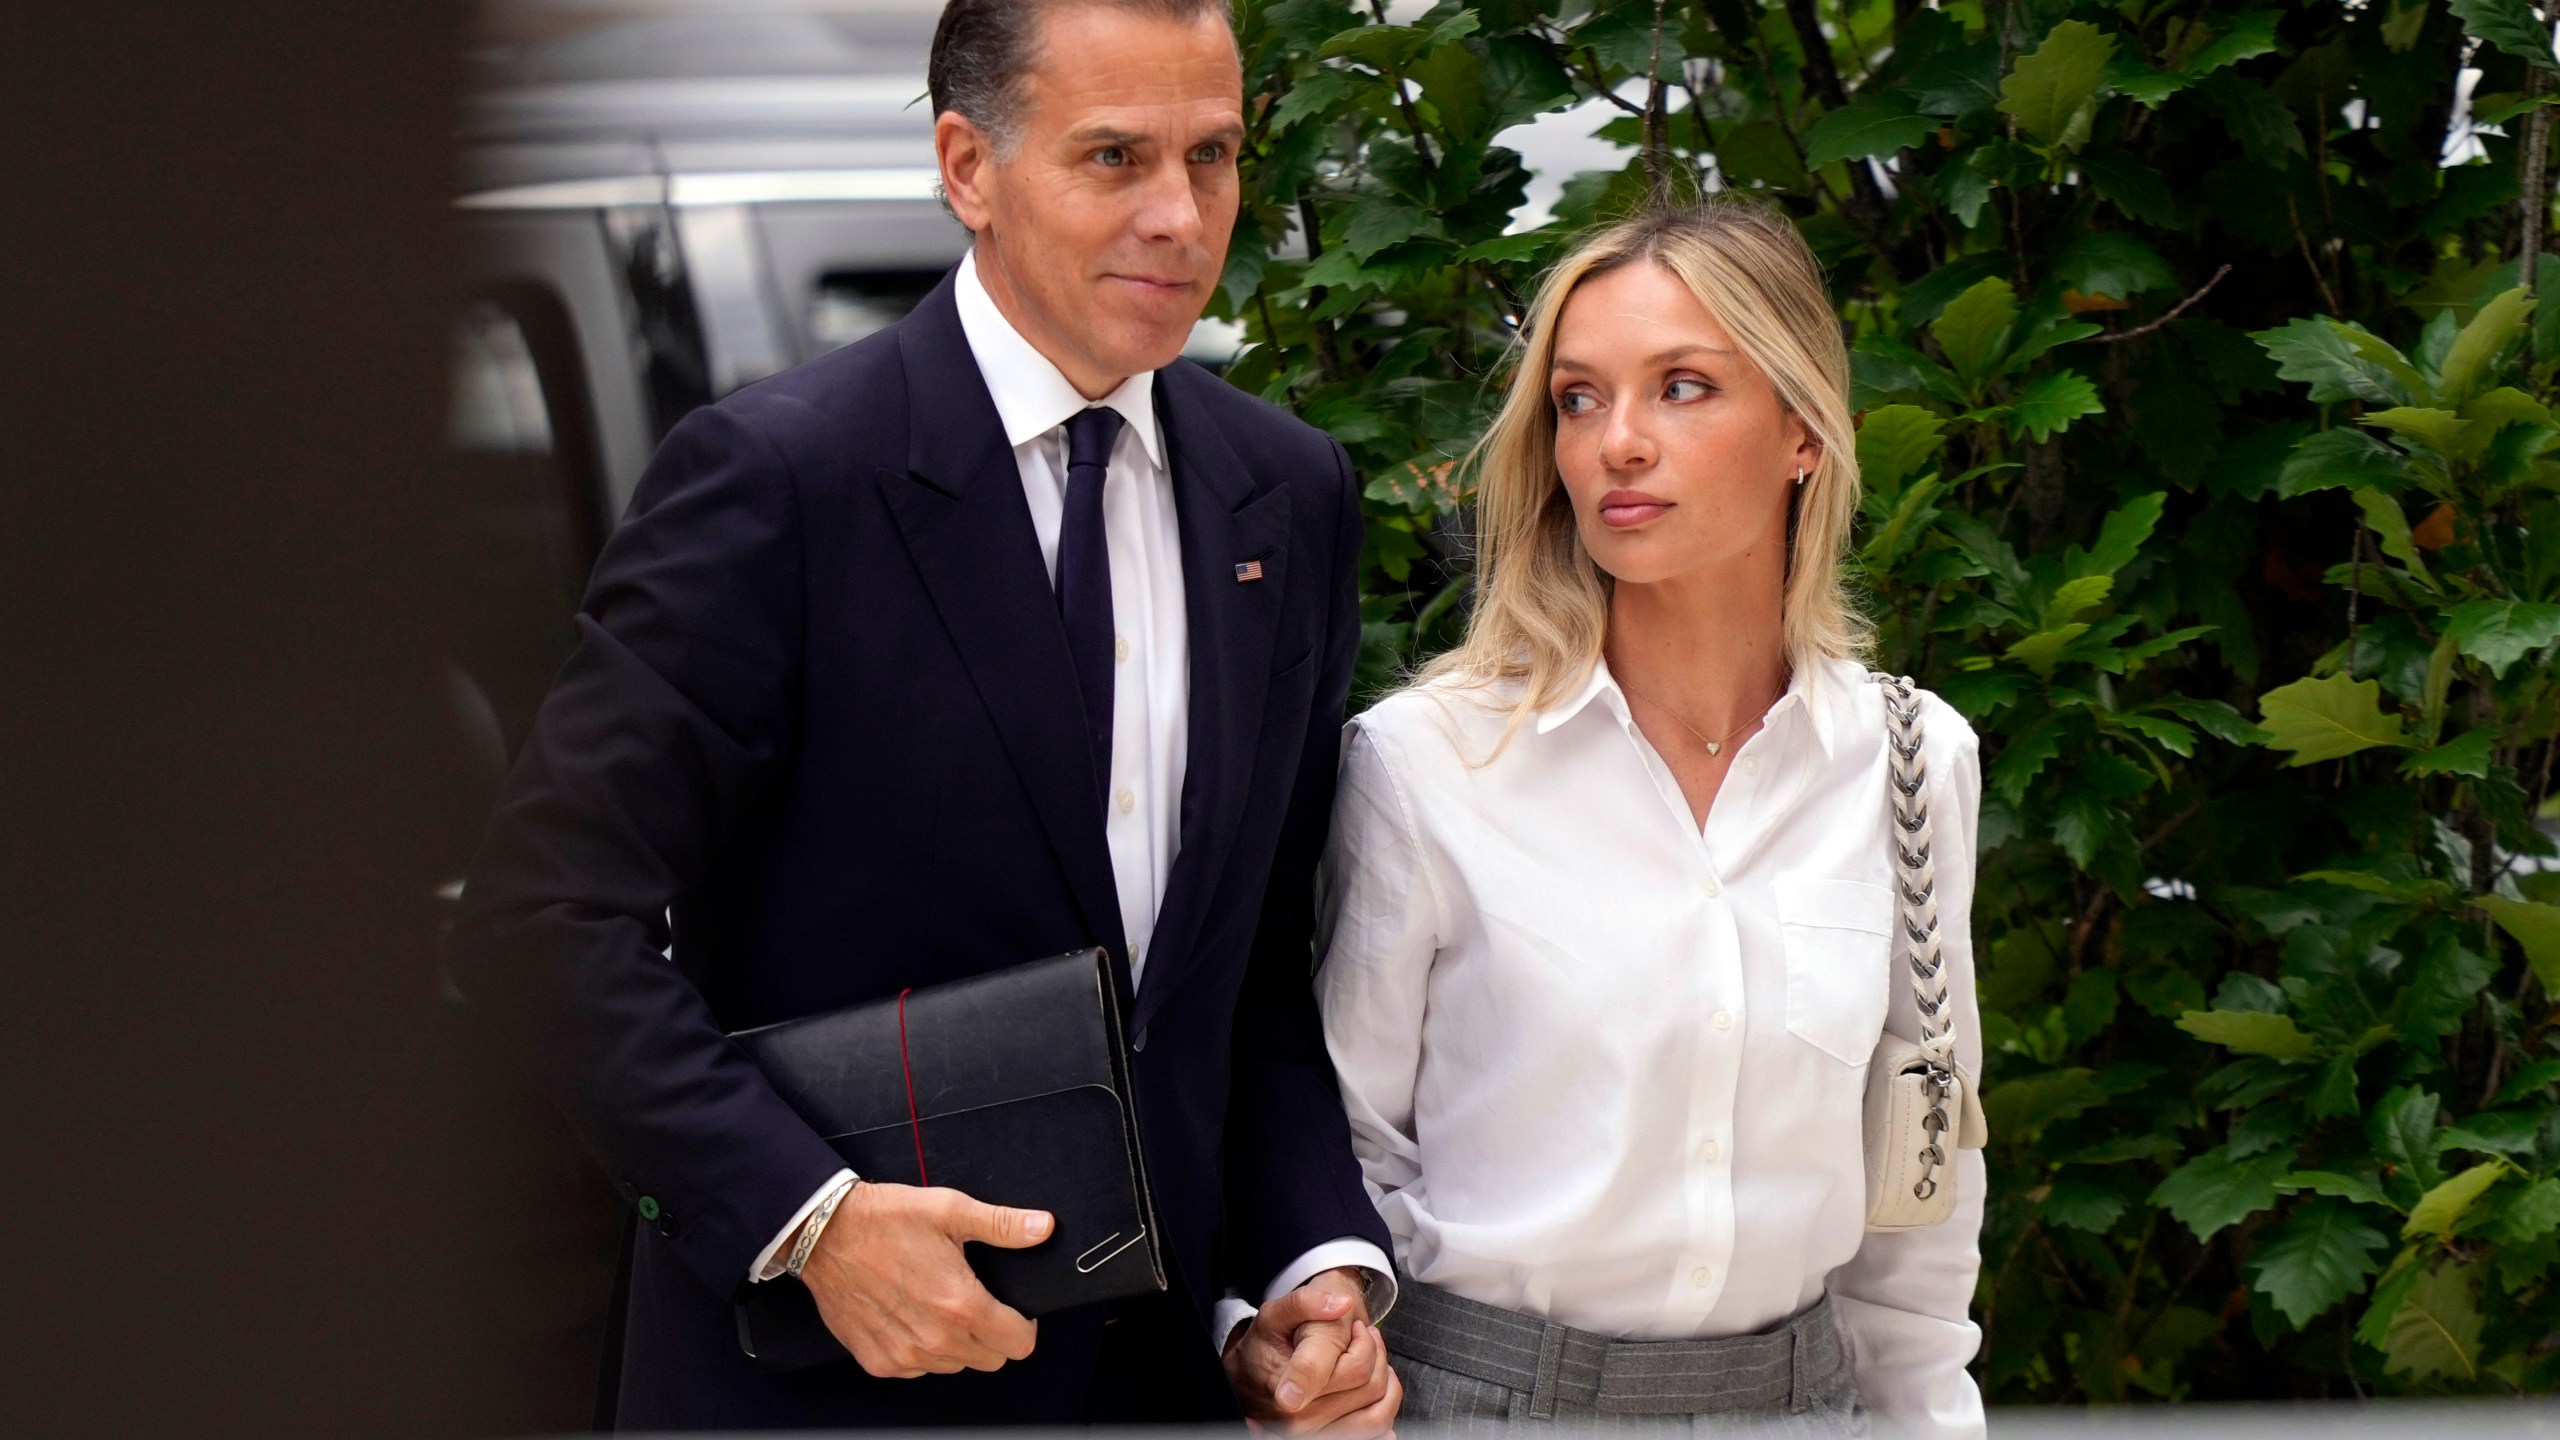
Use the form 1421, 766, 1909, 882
1190, 142, 1226, 164
1095, 147, 1130, 167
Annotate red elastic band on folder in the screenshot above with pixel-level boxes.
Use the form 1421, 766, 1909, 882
896, 987, 929, 1187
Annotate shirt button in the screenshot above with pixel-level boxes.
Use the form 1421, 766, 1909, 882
1691, 1266, 1713, 1288
1712, 1009, 1733, 1032
1742, 756, 1759, 775
1115, 789, 1136, 815
1701, 876, 1723, 899
1114, 634, 1129, 663
1699, 1140, 1721, 1163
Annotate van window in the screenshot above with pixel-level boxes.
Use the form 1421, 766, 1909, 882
603, 206, 716, 440
447, 289, 607, 759
807, 270, 944, 353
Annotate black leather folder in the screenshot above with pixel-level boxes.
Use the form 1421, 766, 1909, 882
726, 948, 1165, 1372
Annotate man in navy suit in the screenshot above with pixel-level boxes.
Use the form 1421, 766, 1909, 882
448, 0, 1404, 1428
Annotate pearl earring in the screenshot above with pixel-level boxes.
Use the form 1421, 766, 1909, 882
1795, 466, 1807, 486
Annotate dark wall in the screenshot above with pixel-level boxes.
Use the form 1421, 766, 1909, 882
0, 4, 502, 1433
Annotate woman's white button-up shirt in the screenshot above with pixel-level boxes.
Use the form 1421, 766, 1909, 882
1316, 654, 1987, 1440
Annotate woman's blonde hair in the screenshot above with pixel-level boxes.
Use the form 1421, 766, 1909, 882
1416, 198, 1868, 735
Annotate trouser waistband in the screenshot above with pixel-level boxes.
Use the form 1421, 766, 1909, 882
1380, 1274, 1846, 1419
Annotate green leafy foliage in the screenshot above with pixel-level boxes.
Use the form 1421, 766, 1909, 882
1230, 0, 2560, 1402
2000, 21, 2117, 148
2449, 0, 2560, 76
2378, 1259, 2487, 1380
2249, 1200, 2390, 1327
2176, 1007, 2317, 1058
2479, 897, 2560, 991
2256, 675, 2412, 764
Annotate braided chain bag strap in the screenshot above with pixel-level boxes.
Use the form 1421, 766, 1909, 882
1863, 673, 1988, 1232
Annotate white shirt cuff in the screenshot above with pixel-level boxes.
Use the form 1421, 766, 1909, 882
1213, 1294, 1261, 1355
1208, 1238, 1397, 1353
749, 1168, 856, 1282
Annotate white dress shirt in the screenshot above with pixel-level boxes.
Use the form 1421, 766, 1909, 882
754, 251, 1390, 1352
1316, 654, 1986, 1439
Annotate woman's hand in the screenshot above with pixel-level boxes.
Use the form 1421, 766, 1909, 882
1222, 1269, 1402, 1436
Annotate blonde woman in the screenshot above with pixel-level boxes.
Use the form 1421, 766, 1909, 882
1315, 201, 1986, 1439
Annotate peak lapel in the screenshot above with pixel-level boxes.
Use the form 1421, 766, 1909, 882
876, 277, 1127, 968
1135, 368, 1291, 1030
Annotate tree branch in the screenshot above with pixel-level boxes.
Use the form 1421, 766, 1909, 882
1527, 30, 1650, 118
2064, 1209, 2158, 1403
2121, 1240, 2219, 1368
2288, 194, 2344, 316
2521, 60, 2552, 317
1745, 33, 1900, 271
2086, 264, 2233, 344
1781, 0, 1850, 111
1364, 0, 1437, 177
1642, 0, 1670, 200
1780, 0, 1899, 234
1297, 195, 1344, 381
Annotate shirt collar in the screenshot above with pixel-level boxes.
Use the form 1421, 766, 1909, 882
1533, 657, 1617, 735
954, 248, 1164, 470
1763, 654, 1841, 759
1531, 649, 1841, 759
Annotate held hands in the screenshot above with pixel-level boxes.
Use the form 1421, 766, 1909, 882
1223, 1268, 1402, 1436
796, 1180, 1051, 1378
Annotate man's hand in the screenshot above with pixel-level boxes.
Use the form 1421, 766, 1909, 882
1223, 1267, 1401, 1436
795, 1181, 1051, 1378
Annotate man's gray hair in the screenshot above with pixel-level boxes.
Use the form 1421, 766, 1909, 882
929, 0, 1235, 159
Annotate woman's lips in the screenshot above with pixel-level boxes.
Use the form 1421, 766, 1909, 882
1598, 490, 1674, 528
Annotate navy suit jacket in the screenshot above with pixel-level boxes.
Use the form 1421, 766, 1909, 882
448, 271, 1391, 1428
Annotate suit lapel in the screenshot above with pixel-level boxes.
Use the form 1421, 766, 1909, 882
1135, 367, 1291, 1030
876, 277, 1128, 970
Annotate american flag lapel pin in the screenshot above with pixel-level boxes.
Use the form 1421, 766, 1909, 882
1234, 559, 1265, 583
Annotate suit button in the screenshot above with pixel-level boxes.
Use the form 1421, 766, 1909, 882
1131, 1026, 1148, 1053
657, 1210, 683, 1239
636, 1195, 661, 1221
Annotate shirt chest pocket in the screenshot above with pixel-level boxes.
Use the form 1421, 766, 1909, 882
1773, 875, 1895, 1066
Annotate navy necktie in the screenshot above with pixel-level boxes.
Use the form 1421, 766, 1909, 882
1057, 406, 1124, 807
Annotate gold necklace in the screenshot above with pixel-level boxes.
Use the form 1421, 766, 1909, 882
1629, 674, 1788, 758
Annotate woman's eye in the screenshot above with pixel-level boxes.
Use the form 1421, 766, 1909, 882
1666, 377, 1713, 401
1556, 391, 1595, 416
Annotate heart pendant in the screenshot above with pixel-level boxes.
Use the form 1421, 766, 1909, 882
1704, 741, 1721, 756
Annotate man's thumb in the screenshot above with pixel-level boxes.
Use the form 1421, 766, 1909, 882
951, 1196, 1053, 1249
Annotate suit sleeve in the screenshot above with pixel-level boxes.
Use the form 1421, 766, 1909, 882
1220, 438, 1396, 1298
446, 402, 848, 1298
1829, 697, 1987, 1440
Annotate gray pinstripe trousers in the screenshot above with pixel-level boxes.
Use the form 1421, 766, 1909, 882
1381, 1277, 1868, 1436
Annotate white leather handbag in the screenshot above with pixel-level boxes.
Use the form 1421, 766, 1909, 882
1864, 673, 1989, 1232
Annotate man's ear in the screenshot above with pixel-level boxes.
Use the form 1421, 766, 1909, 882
935, 110, 997, 233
